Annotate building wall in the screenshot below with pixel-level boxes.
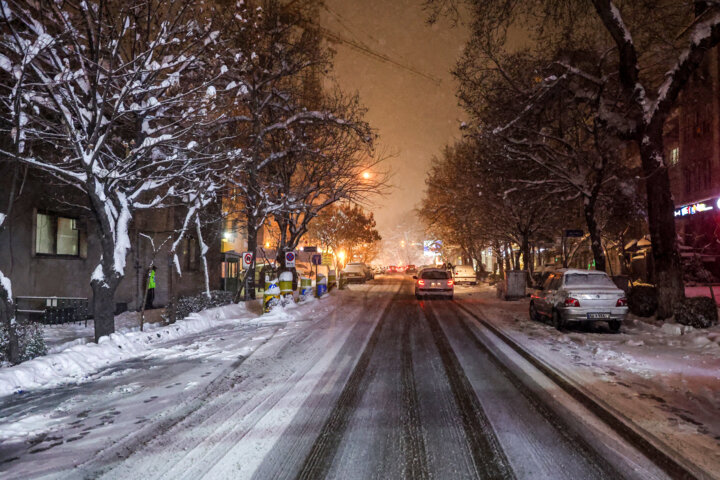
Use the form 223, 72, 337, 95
0, 173, 221, 314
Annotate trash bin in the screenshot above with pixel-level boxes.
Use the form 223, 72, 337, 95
504, 270, 527, 300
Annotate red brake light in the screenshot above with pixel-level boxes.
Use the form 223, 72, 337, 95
564, 297, 580, 307
447, 279, 454, 286
616, 297, 627, 307
418, 279, 425, 286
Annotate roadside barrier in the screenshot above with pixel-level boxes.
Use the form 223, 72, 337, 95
279, 271, 294, 302
328, 269, 336, 290
316, 274, 328, 298
263, 276, 280, 313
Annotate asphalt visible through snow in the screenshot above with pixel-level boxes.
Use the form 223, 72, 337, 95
0, 275, 670, 479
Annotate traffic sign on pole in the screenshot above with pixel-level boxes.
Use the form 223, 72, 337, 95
311, 254, 322, 266
242, 252, 253, 269
321, 253, 333, 266
285, 251, 296, 267
564, 229, 583, 238
303, 246, 318, 253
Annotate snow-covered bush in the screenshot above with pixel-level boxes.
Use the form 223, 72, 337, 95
674, 297, 718, 329
0, 320, 47, 366
682, 255, 718, 284
628, 285, 658, 317
164, 291, 234, 323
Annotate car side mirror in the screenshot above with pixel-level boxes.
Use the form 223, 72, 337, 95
412, 275, 418, 280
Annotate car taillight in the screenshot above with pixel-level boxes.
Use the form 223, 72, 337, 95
616, 297, 627, 307
447, 279, 454, 286
418, 279, 425, 286
564, 297, 580, 307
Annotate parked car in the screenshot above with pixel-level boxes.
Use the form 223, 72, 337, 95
343, 262, 373, 282
453, 265, 477, 285
529, 269, 628, 331
342, 263, 367, 283
405, 264, 417, 274
414, 268, 454, 300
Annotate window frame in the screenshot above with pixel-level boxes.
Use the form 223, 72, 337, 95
33, 209, 83, 258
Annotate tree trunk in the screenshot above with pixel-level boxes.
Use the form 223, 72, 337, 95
521, 234, 531, 272
584, 198, 607, 272
639, 125, 685, 319
0, 283, 20, 364
244, 220, 258, 300
91, 278, 118, 342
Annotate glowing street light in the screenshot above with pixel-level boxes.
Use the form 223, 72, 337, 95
362, 171, 372, 180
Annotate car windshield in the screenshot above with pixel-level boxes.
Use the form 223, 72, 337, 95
564, 273, 615, 288
421, 270, 451, 280
344, 264, 364, 272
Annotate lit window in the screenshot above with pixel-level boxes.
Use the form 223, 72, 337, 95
670, 147, 679, 166
35, 212, 80, 256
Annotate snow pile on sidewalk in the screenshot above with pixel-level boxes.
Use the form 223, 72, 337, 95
0, 303, 254, 398
43, 310, 165, 354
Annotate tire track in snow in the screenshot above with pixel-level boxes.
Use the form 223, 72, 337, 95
399, 309, 430, 480
420, 300, 515, 480
107, 282, 392, 480
453, 299, 696, 480
295, 283, 404, 480
442, 300, 620, 479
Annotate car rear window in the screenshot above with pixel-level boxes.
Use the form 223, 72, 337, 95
565, 273, 615, 287
421, 270, 451, 280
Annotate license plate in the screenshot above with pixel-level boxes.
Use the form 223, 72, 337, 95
587, 312, 611, 319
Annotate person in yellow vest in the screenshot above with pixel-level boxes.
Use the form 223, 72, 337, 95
146, 265, 157, 309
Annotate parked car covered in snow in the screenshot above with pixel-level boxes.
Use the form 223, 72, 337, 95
529, 269, 628, 331
343, 263, 373, 283
453, 265, 477, 285
414, 268, 454, 300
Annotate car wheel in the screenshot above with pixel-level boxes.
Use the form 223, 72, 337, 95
529, 302, 540, 322
552, 310, 565, 330
608, 320, 621, 332
448, 295, 454, 300
415, 294, 421, 300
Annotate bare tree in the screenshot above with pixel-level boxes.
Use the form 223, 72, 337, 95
427, 0, 720, 317
1, 0, 233, 340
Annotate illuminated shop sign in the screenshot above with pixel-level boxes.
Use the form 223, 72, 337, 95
674, 198, 720, 217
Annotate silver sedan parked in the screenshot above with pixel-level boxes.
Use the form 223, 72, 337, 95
529, 269, 627, 331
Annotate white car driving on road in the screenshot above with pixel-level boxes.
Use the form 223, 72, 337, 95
414, 268, 454, 300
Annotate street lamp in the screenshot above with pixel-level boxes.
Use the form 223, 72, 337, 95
362, 171, 371, 180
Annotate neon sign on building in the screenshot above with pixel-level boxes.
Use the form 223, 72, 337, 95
674, 198, 720, 217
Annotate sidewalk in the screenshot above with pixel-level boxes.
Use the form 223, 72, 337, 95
455, 284, 720, 477
0, 294, 337, 399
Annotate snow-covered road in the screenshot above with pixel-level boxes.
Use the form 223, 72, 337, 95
0, 276, 672, 479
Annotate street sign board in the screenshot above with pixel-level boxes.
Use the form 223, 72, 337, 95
311, 254, 322, 265
564, 229, 583, 238
321, 253, 333, 266
242, 252, 253, 269
285, 251, 296, 267
303, 246, 318, 253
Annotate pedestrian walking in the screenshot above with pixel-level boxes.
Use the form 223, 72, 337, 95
146, 265, 157, 309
